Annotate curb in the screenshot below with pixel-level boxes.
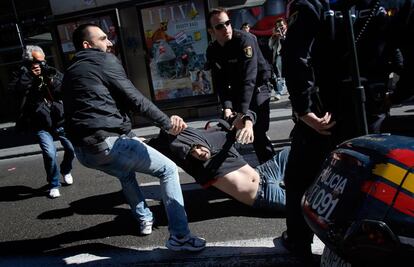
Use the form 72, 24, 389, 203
0, 97, 292, 160
0, 236, 323, 267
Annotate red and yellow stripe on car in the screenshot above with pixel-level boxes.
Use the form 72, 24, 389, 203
361, 149, 414, 217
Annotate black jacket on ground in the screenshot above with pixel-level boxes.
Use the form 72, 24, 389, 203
148, 127, 246, 188
62, 49, 171, 146
10, 65, 64, 131
283, 0, 414, 131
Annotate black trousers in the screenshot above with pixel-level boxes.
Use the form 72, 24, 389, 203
284, 121, 335, 250
250, 96, 275, 164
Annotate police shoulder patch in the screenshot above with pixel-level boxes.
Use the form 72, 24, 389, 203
244, 46, 253, 58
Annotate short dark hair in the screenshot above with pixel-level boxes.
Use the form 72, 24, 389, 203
206, 7, 228, 28
241, 23, 250, 29
72, 23, 99, 52
275, 18, 286, 26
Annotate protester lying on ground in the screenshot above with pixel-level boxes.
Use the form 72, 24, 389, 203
148, 125, 288, 211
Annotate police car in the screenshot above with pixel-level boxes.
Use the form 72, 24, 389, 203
302, 134, 414, 266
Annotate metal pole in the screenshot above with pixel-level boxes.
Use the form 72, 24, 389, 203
11, 0, 24, 50
343, 9, 368, 136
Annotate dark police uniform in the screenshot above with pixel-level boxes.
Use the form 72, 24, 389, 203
206, 29, 274, 163
281, 0, 414, 255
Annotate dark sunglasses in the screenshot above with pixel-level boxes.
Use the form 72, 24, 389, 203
32, 59, 47, 66
213, 20, 231, 30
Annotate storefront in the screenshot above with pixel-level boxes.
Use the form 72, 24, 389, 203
0, 0, 286, 125
51, 0, 220, 125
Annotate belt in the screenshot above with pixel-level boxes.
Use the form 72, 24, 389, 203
76, 131, 136, 154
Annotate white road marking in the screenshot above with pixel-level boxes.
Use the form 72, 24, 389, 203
60, 236, 324, 265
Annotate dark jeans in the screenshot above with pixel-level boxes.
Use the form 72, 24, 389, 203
253, 147, 290, 211
250, 95, 275, 164
36, 127, 75, 189
284, 122, 334, 251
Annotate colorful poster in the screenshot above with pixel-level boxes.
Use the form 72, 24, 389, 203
140, 0, 213, 101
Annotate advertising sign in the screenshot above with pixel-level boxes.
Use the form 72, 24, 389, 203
140, 0, 213, 101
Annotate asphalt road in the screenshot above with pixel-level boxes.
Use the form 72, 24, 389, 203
1, 98, 412, 267
0, 102, 326, 267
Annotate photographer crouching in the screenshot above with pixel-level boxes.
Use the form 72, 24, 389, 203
10, 45, 75, 198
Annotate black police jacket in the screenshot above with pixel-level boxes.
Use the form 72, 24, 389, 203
283, 0, 414, 118
206, 29, 272, 114
11, 65, 64, 131
62, 48, 171, 146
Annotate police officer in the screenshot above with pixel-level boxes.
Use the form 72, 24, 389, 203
280, 0, 414, 260
206, 7, 275, 164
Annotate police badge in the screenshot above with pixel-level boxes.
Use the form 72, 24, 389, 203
244, 46, 253, 58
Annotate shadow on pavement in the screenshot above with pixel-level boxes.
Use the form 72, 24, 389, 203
0, 242, 320, 267
0, 186, 285, 257
0, 184, 49, 201
36, 186, 284, 224
0, 125, 37, 149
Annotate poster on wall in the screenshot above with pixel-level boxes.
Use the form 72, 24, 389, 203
139, 0, 213, 102
56, 13, 121, 65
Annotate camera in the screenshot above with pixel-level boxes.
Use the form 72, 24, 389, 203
33, 60, 54, 76
274, 19, 287, 40
24, 58, 55, 78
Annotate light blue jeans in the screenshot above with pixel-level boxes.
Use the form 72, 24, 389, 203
273, 55, 286, 95
75, 135, 190, 237
36, 127, 75, 189
252, 146, 289, 211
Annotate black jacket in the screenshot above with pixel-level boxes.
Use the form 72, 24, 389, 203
148, 127, 246, 188
62, 49, 171, 146
283, 0, 414, 120
206, 29, 272, 114
10, 65, 64, 131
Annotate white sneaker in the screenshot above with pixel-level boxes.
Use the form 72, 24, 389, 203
140, 220, 154, 235
49, 188, 61, 198
274, 93, 282, 101
62, 173, 73, 185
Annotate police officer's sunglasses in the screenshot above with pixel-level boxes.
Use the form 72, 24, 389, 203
213, 20, 231, 30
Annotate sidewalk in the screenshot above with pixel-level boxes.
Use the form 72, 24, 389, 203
0, 95, 292, 160
2, 96, 413, 161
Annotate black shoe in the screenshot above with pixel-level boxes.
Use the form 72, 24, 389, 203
281, 231, 312, 258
